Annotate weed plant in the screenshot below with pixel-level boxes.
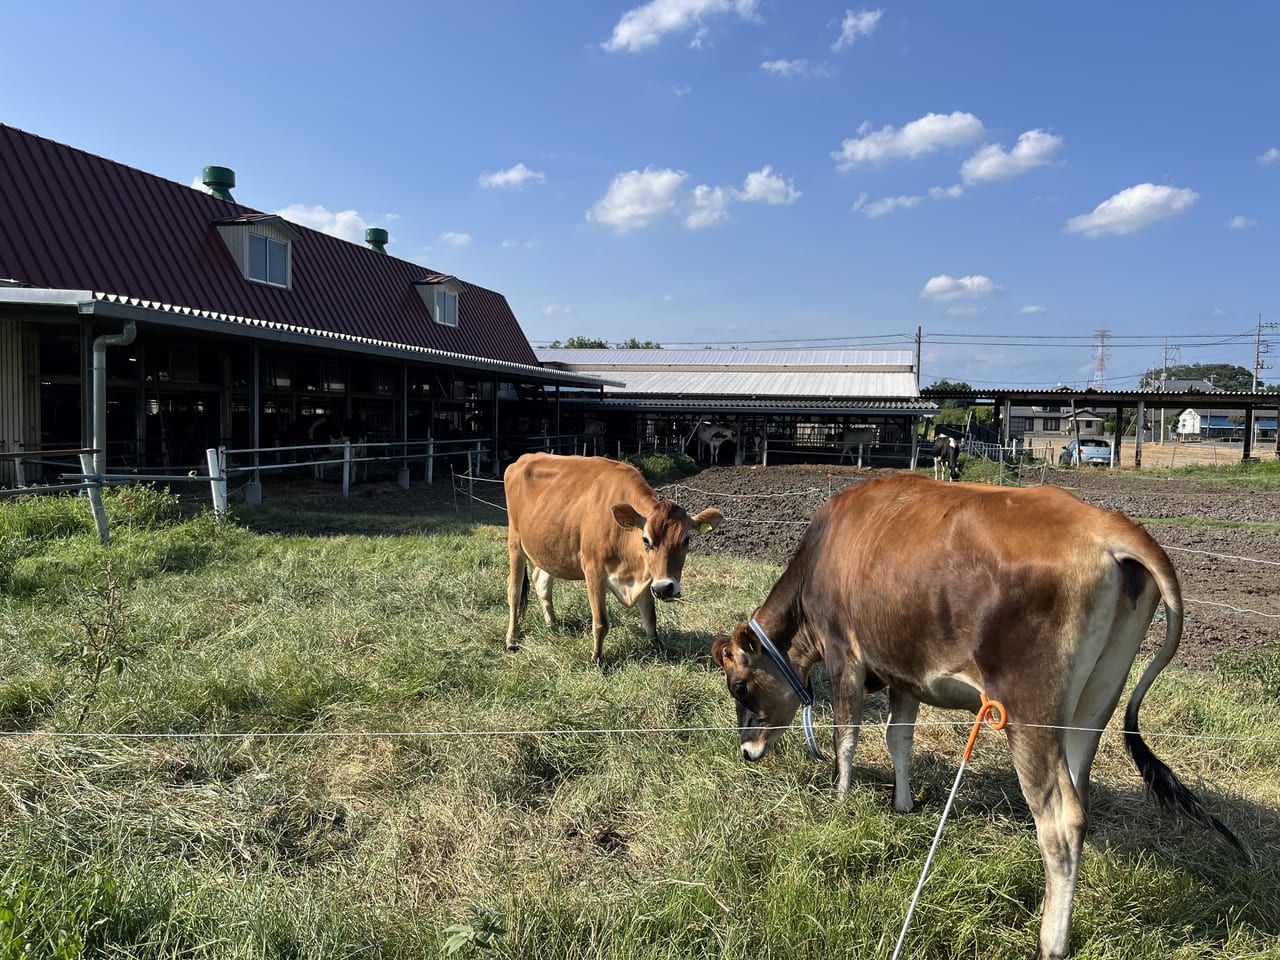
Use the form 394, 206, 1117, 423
0, 485, 1276, 959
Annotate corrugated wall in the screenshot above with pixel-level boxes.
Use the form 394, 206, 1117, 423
0, 317, 39, 486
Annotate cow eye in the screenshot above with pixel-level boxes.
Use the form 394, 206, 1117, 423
642, 536, 653, 550
732, 680, 749, 702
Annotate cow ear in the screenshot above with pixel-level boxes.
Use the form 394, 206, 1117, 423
734, 621, 759, 656
711, 635, 731, 667
692, 507, 724, 534
611, 503, 644, 529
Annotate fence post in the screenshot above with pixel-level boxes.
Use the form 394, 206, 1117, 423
78, 452, 110, 546
426, 438, 435, 484
342, 441, 352, 498
14, 457, 26, 488
206, 447, 228, 518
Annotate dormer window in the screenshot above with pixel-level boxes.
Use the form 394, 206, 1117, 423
249, 233, 289, 286
433, 289, 458, 327
415, 274, 463, 327
214, 214, 301, 290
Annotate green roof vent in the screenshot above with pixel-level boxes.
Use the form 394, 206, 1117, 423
201, 166, 236, 201
365, 227, 388, 252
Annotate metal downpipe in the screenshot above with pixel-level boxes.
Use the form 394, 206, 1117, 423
92, 321, 137, 476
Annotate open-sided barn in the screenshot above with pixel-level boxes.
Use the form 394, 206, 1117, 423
0, 125, 605, 490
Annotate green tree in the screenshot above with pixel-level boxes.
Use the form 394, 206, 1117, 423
546, 336, 609, 349
923, 379, 992, 432
1139, 362, 1262, 392
618, 338, 662, 348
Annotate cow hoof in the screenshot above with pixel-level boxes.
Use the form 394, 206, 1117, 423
505, 643, 520, 654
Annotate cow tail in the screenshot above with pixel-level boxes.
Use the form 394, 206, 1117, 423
1119, 544, 1250, 860
518, 566, 530, 620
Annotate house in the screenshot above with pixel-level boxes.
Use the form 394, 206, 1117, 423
534, 347, 937, 465
0, 125, 602, 488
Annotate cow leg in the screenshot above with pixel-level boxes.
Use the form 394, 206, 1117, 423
636, 589, 658, 642
1065, 627, 1144, 813
530, 566, 556, 627
829, 660, 867, 799
584, 573, 610, 665
1008, 726, 1086, 960
505, 543, 528, 653
886, 687, 920, 812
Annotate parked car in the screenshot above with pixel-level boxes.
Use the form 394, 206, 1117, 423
1060, 438, 1112, 466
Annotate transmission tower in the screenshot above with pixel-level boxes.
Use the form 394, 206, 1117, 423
1092, 329, 1111, 389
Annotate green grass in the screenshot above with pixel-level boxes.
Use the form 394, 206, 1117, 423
1, 486, 1278, 959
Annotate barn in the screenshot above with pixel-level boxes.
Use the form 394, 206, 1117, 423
0, 125, 605, 490
534, 347, 938, 467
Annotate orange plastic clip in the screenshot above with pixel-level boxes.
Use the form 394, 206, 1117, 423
963, 692, 1007, 761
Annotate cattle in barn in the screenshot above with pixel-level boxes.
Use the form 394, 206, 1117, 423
695, 422, 737, 464
503, 452, 723, 665
308, 415, 370, 481
931, 433, 959, 480
837, 426, 878, 464
710, 473, 1246, 960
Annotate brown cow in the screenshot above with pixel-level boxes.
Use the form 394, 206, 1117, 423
711, 472, 1245, 960
504, 453, 723, 664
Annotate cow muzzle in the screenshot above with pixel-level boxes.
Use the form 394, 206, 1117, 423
650, 578, 681, 601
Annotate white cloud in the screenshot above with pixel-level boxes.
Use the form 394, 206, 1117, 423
673, 82, 692, 96
929, 184, 964, 200
738, 165, 800, 205
960, 129, 1063, 183
1019, 305, 1047, 315
920, 274, 1001, 301
501, 238, 537, 249
440, 231, 473, 247
1064, 183, 1199, 238
945, 305, 985, 317
1258, 147, 1280, 166
1228, 215, 1256, 229
587, 167, 688, 233
589, 163, 798, 232
603, 0, 760, 53
274, 204, 377, 245
761, 58, 809, 76
543, 304, 572, 316
852, 192, 923, 218
832, 8, 883, 50
832, 111, 986, 171
478, 163, 545, 189
685, 184, 732, 229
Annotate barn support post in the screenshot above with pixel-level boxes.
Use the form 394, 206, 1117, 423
1135, 400, 1145, 468
246, 344, 262, 505
398, 363, 410, 489
78, 452, 110, 546
1242, 408, 1256, 462
342, 440, 352, 498
426, 437, 435, 484
1112, 405, 1123, 467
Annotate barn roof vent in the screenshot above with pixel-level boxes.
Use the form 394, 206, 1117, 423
366, 227, 388, 252
201, 166, 236, 201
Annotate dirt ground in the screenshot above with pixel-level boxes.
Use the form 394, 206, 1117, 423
656, 463, 1280, 672
248, 461, 1280, 673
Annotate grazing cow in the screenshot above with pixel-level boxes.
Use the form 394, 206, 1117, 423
695, 422, 737, 464
837, 426, 878, 464
711, 473, 1245, 960
931, 433, 959, 480
504, 453, 723, 664
308, 415, 369, 481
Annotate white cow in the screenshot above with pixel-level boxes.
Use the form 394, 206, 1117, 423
695, 422, 737, 464
837, 427, 878, 464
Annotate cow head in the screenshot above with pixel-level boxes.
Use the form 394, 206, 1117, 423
610, 500, 723, 601
711, 622, 802, 761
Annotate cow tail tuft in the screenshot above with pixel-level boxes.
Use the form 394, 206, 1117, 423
1122, 706, 1250, 861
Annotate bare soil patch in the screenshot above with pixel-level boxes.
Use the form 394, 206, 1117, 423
658, 464, 1280, 672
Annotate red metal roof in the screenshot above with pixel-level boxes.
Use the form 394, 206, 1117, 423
0, 124, 540, 367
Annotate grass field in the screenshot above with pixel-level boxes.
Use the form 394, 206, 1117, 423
1, 483, 1278, 959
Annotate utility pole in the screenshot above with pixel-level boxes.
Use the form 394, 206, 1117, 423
1253, 313, 1277, 392
1157, 339, 1180, 442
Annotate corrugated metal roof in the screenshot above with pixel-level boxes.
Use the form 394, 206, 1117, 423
535, 348, 921, 400
565, 397, 938, 416
539, 347, 915, 370
0, 124, 538, 368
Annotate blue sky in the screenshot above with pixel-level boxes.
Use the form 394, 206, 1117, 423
4, 1, 1278, 388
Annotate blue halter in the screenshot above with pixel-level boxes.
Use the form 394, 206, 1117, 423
748, 618, 827, 761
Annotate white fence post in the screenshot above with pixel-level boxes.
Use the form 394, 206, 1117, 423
206, 447, 228, 518
78, 452, 110, 546
342, 441, 352, 498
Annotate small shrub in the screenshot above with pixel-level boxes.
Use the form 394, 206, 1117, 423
621, 451, 699, 486
103, 484, 183, 531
